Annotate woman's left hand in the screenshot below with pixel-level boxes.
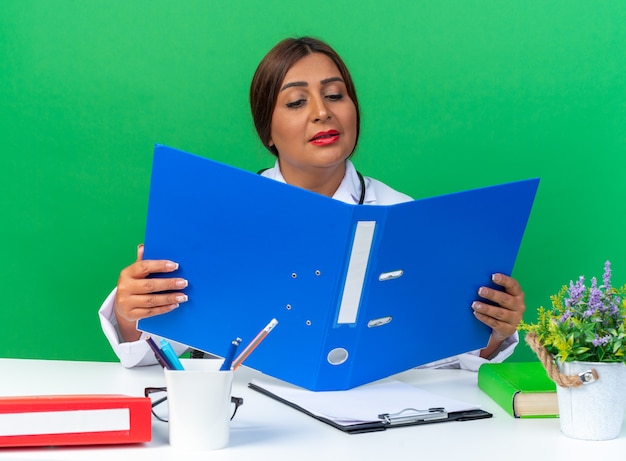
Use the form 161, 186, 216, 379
472, 273, 525, 343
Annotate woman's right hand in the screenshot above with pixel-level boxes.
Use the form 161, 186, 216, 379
114, 244, 188, 342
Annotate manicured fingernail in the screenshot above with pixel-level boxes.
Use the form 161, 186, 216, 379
478, 287, 486, 296
492, 273, 501, 282
176, 279, 188, 288
472, 301, 481, 310
170, 303, 180, 310
166, 262, 179, 270
176, 295, 188, 303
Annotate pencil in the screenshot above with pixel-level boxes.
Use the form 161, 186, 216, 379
232, 318, 278, 371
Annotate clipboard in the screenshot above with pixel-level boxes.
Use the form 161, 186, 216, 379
138, 145, 540, 391
248, 379, 492, 434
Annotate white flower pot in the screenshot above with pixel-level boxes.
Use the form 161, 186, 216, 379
556, 361, 626, 440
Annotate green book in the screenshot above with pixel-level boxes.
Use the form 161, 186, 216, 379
477, 362, 558, 418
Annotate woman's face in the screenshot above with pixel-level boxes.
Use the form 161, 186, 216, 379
269, 53, 357, 178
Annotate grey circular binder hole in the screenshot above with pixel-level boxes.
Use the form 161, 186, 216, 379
327, 348, 348, 365
291, 273, 297, 278
286, 304, 292, 310
305, 320, 312, 326
315, 270, 321, 276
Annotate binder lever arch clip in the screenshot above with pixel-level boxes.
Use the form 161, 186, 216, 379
378, 407, 448, 425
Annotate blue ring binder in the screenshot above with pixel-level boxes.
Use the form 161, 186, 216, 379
139, 145, 540, 391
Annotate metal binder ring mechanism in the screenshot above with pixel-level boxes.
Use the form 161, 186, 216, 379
378, 407, 448, 425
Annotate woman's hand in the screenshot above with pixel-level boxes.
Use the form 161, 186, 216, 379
472, 273, 525, 358
113, 244, 188, 342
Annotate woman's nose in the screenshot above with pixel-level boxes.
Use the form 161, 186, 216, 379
310, 97, 331, 122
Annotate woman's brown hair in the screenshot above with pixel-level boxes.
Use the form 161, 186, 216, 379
249, 37, 360, 156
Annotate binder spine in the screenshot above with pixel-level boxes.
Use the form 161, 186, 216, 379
313, 214, 382, 391
0, 395, 152, 447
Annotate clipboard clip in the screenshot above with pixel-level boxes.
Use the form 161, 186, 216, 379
378, 407, 448, 425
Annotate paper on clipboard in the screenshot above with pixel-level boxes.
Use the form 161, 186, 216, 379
249, 379, 480, 425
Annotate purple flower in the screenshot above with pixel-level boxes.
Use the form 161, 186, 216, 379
608, 300, 620, 316
592, 335, 611, 347
560, 310, 572, 323
588, 277, 603, 310
603, 260, 612, 290
568, 276, 586, 306
583, 306, 597, 318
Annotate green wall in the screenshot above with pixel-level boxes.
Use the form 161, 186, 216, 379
1, 1, 625, 363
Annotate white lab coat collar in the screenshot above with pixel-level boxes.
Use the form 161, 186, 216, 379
260, 159, 375, 205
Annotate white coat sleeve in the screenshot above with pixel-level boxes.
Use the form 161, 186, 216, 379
417, 332, 519, 370
456, 331, 519, 371
98, 288, 190, 368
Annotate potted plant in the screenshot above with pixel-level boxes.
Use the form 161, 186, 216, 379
520, 261, 626, 440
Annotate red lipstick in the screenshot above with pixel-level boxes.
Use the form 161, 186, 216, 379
310, 130, 340, 146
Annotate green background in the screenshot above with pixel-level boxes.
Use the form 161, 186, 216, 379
1, 1, 625, 363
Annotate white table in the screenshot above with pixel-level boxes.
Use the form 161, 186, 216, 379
0, 358, 624, 460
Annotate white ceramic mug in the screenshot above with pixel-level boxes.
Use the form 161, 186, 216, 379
164, 358, 233, 450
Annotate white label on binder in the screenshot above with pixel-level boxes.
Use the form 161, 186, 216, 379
0, 408, 130, 436
337, 221, 376, 324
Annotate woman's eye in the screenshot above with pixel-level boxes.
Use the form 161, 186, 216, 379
286, 99, 306, 108
326, 93, 344, 101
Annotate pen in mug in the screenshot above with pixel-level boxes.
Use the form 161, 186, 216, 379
160, 338, 185, 370
220, 337, 242, 371
146, 336, 175, 370
232, 318, 278, 371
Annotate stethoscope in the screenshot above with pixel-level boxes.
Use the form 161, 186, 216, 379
355, 171, 365, 205
258, 168, 366, 205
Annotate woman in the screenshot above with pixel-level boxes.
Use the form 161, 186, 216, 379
99, 37, 525, 369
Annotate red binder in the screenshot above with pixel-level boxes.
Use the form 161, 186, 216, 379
0, 394, 152, 447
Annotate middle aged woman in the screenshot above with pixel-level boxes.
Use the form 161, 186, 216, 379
99, 36, 525, 370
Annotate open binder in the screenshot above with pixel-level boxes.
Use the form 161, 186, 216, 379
138, 145, 539, 391
248, 379, 492, 434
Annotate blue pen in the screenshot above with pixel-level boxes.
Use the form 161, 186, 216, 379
220, 337, 242, 371
159, 339, 185, 370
